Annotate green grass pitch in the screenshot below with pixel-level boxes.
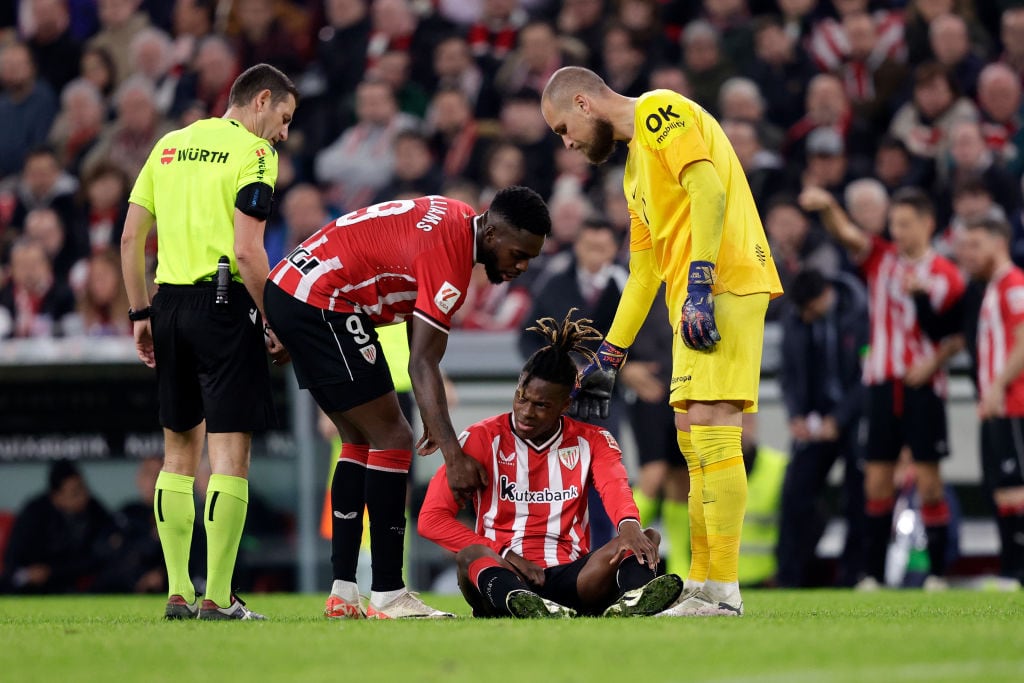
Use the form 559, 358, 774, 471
1, 590, 1022, 682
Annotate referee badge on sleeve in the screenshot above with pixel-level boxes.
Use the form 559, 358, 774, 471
359, 345, 377, 364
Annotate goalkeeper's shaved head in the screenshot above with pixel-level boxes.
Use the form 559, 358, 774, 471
542, 67, 621, 164
542, 66, 610, 109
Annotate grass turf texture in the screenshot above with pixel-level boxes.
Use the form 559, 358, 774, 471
1, 591, 1022, 682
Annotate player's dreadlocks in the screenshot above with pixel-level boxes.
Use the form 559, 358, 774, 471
521, 308, 602, 389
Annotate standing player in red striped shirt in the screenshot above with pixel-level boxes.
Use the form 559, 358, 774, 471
800, 186, 965, 588
418, 312, 683, 617
263, 187, 550, 618
960, 217, 1024, 586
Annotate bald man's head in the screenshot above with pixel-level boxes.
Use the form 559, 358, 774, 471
540, 67, 622, 164
541, 66, 608, 108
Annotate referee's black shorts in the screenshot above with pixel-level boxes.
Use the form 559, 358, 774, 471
151, 282, 275, 433
263, 281, 395, 413
865, 381, 949, 463
630, 399, 685, 468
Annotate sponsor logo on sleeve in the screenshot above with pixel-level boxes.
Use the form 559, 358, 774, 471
160, 148, 176, 165
434, 281, 462, 314
557, 446, 580, 470
643, 99, 688, 146
647, 104, 685, 137
255, 146, 267, 181
599, 430, 621, 452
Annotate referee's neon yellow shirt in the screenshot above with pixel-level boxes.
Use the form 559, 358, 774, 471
378, 322, 412, 393
129, 118, 279, 285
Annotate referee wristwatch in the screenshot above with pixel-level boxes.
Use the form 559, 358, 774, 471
128, 306, 152, 322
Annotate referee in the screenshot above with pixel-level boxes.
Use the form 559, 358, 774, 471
121, 64, 297, 621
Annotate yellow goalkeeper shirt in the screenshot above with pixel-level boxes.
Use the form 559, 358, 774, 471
608, 89, 781, 345
129, 117, 279, 285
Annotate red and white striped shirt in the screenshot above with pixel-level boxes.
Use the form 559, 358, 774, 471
861, 236, 965, 393
268, 196, 477, 333
418, 414, 639, 568
978, 264, 1024, 417
808, 11, 905, 73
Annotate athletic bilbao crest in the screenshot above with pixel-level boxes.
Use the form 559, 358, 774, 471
557, 446, 580, 470
359, 344, 377, 364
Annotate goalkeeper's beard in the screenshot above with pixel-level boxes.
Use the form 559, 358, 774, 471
582, 117, 616, 165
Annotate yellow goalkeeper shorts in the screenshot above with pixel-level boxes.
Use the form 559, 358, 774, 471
669, 291, 769, 413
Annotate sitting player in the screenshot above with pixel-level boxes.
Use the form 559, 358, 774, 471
417, 311, 684, 617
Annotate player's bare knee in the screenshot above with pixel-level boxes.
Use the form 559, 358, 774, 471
368, 419, 414, 451
915, 465, 944, 503
995, 486, 1024, 506
664, 468, 690, 499
643, 527, 661, 546
864, 463, 896, 500
455, 545, 492, 573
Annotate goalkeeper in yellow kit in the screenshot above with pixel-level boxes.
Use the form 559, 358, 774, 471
542, 67, 782, 616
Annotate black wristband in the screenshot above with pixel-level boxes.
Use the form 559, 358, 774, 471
128, 306, 151, 322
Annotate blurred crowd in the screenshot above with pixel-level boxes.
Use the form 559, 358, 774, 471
3, 0, 1024, 587
2, 0, 1023, 338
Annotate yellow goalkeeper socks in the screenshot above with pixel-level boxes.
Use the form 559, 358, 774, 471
662, 499, 690, 578
677, 430, 708, 585
691, 425, 747, 584
204, 474, 249, 608
154, 471, 196, 603
632, 488, 659, 527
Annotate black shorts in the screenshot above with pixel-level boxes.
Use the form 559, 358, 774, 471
263, 281, 394, 413
537, 552, 594, 614
865, 381, 949, 463
629, 399, 685, 468
151, 282, 274, 433
981, 418, 1024, 490
469, 552, 595, 618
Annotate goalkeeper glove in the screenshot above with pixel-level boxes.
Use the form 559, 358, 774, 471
569, 340, 627, 421
680, 260, 721, 351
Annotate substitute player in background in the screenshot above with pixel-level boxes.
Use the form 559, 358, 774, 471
418, 311, 683, 618
541, 67, 782, 616
800, 186, 964, 589
121, 64, 296, 620
264, 188, 549, 618
959, 217, 1024, 586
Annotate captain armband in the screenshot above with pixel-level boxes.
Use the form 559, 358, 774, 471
235, 182, 274, 220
